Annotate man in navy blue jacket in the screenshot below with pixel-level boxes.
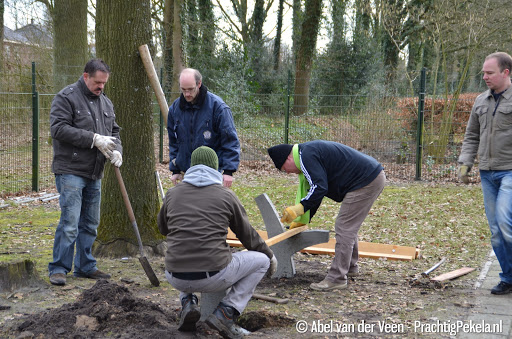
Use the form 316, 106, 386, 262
167, 68, 240, 188
268, 140, 386, 291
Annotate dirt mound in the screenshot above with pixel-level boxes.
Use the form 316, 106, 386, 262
14, 280, 182, 339
6, 279, 296, 338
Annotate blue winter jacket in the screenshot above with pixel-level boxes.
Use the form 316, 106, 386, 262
298, 140, 383, 219
167, 85, 240, 175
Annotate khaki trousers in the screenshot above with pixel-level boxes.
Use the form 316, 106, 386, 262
326, 170, 386, 283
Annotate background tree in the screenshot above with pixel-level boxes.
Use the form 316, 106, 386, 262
422, 0, 512, 161
272, 0, 284, 71
94, 0, 163, 256
0, 0, 5, 75
1, 0, 4, 74
46, 0, 88, 90
162, 0, 174, 97
292, 0, 321, 115
171, 0, 184, 100
215, 0, 273, 90
185, 0, 215, 76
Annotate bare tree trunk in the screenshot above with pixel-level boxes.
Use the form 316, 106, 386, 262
95, 0, 163, 257
273, 0, 284, 71
0, 0, 4, 75
171, 0, 184, 101
293, 0, 322, 115
292, 0, 302, 59
163, 0, 174, 97
52, 0, 88, 91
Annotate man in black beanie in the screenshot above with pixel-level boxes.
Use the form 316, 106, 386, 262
158, 146, 277, 338
267, 140, 385, 291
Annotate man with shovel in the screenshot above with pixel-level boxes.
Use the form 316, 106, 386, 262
158, 146, 277, 338
48, 59, 122, 286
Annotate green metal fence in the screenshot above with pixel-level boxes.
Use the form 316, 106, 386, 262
0, 66, 476, 197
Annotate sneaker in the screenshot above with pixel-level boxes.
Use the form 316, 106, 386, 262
205, 302, 249, 339
491, 281, 512, 295
74, 269, 111, 280
49, 273, 66, 286
178, 294, 201, 332
310, 278, 347, 291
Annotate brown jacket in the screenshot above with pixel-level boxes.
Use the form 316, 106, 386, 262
157, 166, 272, 272
459, 87, 512, 170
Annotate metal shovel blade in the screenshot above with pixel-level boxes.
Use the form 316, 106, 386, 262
139, 256, 160, 287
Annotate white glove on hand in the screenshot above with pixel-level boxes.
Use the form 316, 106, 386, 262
268, 255, 277, 277
110, 150, 123, 167
92, 133, 116, 158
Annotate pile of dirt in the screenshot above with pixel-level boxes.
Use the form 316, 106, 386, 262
11, 280, 183, 339
4, 278, 295, 339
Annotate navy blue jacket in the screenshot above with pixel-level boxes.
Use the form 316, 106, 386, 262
167, 85, 240, 175
298, 140, 383, 219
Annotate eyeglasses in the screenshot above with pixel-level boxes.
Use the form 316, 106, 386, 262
180, 87, 197, 94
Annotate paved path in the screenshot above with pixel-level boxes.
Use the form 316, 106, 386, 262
457, 251, 512, 338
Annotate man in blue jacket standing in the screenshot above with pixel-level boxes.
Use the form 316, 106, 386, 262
167, 68, 240, 188
268, 140, 385, 291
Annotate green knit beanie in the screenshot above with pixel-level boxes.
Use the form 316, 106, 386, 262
191, 146, 218, 170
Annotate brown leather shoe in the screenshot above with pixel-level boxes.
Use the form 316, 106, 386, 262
310, 278, 347, 291
49, 273, 66, 286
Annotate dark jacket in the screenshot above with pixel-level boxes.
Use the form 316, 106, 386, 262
298, 140, 383, 219
167, 85, 240, 175
157, 165, 272, 273
50, 76, 122, 180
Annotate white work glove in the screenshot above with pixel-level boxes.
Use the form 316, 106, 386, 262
92, 133, 116, 158
110, 150, 123, 167
267, 255, 277, 277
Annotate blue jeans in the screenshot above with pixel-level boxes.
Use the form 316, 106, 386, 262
480, 170, 512, 284
48, 174, 101, 276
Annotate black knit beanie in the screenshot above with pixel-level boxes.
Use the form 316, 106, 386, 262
267, 144, 293, 170
191, 146, 218, 170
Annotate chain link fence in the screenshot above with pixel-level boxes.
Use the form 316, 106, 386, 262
0, 64, 482, 197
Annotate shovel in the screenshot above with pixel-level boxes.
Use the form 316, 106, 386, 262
114, 166, 160, 286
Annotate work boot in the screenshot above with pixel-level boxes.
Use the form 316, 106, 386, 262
178, 294, 201, 331
491, 281, 512, 295
49, 273, 66, 286
74, 269, 111, 280
205, 302, 249, 339
310, 278, 347, 291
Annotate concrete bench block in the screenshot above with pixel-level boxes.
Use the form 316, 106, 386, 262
255, 193, 330, 278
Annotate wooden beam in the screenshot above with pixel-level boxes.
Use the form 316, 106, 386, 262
227, 229, 419, 261
265, 226, 308, 246
236, 226, 309, 251
430, 267, 475, 282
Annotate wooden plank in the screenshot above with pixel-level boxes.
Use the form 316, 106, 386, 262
430, 267, 475, 282
299, 245, 413, 261
239, 226, 309, 251
227, 228, 418, 261
265, 226, 307, 246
